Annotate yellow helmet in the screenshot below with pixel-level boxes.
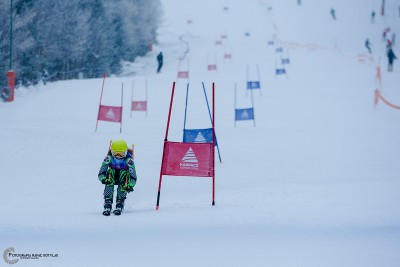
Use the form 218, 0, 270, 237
111, 139, 128, 158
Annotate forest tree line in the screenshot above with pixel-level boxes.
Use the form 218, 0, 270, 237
0, 0, 162, 86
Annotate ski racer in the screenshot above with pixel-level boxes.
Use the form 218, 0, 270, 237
98, 139, 137, 216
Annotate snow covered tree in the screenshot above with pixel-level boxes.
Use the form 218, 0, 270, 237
0, 0, 162, 86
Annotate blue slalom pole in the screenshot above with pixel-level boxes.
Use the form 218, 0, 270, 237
183, 83, 189, 132
202, 82, 222, 162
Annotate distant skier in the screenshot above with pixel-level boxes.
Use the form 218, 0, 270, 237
386, 39, 393, 50
297, 0, 301, 5
387, 48, 397, 72
98, 139, 137, 216
383, 27, 390, 41
330, 8, 336, 20
157, 52, 163, 73
371, 11, 375, 23
365, 38, 372, 53
391, 33, 396, 47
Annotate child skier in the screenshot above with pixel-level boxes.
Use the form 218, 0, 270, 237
98, 139, 137, 216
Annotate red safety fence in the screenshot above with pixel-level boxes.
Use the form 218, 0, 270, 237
375, 89, 400, 110
7, 71, 15, 102
376, 66, 382, 88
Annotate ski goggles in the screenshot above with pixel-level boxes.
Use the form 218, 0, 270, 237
112, 151, 126, 159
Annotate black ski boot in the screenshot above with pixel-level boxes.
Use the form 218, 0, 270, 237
113, 199, 124, 215
103, 199, 113, 216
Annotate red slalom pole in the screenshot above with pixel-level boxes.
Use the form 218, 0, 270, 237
120, 83, 124, 133
156, 82, 176, 210
145, 79, 148, 117
131, 80, 134, 118
164, 82, 176, 142
212, 82, 215, 206
95, 73, 107, 132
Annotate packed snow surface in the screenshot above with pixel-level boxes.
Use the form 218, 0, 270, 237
1, 0, 400, 266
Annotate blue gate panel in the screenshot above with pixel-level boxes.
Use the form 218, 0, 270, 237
247, 81, 261, 89
235, 108, 254, 121
183, 128, 213, 143
276, 68, 286, 75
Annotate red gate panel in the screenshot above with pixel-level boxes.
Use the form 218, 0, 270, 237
131, 101, 147, 111
177, 71, 189, 79
161, 142, 214, 177
98, 105, 122, 123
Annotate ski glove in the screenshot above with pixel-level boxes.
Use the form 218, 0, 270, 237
122, 181, 134, 192
100, 175, 114, 186
122, 172, 135, 193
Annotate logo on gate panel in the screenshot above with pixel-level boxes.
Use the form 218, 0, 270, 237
194, 132, 206, 143
241, 110, 249, 119
106, 109, 115, 119
180, 147, 199, 170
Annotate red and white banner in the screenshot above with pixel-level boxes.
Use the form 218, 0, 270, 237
177, 71, 189, 79
131, 101, 147, 111
161, 142, 214, 177
95, 74, 124, 133
98, 105, 122, 122
207, 64, 217, 71
130, 79, 148, 117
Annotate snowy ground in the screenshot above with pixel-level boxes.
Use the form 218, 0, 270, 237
1, 0, 400, 266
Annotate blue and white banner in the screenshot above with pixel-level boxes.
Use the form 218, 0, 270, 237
247, 81, 261, 90
276, 68, 286, 75
235, 108, 255, 121
183, 128, 213, 143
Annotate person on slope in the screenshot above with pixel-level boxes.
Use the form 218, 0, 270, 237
330, 8, 336, 20
387, 47, 397, 72
365, 38, 372, 54
98, 139, 137, 216
157, 52, 164, 73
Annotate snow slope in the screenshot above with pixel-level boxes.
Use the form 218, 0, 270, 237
1, 0, 400, 266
